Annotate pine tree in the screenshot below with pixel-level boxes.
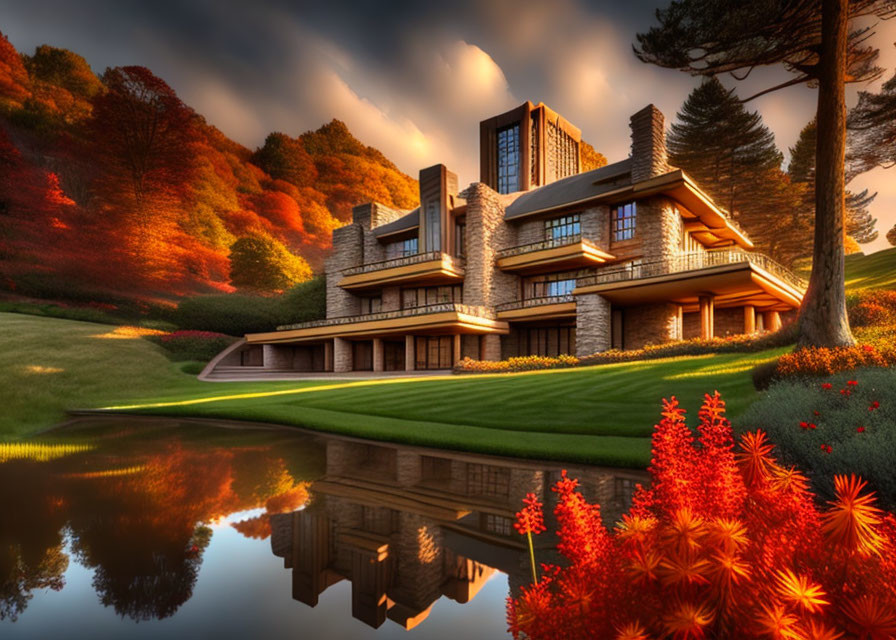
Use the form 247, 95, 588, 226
848, 71, 896, 177
667, 78, 808, 265
887, 223, 896, 247
789, 120, 878, 244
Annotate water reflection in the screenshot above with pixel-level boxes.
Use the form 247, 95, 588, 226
0, 418, 646, 636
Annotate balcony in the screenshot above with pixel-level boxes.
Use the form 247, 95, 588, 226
574, 250, 807, 310
248, 303, 508, 343
495, 294, 576, 321
338, 251, 465, 291
496, 235, 614, 273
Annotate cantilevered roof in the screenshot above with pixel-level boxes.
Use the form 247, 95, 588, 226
504, 159, 632, 220
373, 208, 419, 238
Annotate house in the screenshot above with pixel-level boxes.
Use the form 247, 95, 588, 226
204, 102, 805, 377
269, 434, 646, 629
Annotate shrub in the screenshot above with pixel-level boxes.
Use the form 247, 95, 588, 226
738, 368, 896, 510
454, 354, 579, 374
179, 361, 205, 375
774, 343, 896, 378
507, 392, 896, 640
0, 300, 127, 325
149, 330, 236, 362
228, 234, 312, 293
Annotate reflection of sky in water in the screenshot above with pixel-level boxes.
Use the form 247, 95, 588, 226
4, 521, 511, 639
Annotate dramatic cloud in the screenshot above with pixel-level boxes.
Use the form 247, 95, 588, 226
2, 0, 895, 250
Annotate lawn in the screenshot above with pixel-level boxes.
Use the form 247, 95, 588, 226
795, 245, 896, 291
0, 312, 784, 467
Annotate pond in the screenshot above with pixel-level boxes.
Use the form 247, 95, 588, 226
0, 417, 646, 639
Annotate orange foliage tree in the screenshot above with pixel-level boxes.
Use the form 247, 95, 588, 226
507, 392, 896, 640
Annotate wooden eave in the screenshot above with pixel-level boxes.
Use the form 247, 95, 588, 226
496, 302, 577, 321
496, 242, 615, 274
338, 256, 464, 290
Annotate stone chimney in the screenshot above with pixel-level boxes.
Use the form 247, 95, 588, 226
629, 104, 669, 183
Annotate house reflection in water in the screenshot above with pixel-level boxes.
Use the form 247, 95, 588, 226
270, 438, 648, 630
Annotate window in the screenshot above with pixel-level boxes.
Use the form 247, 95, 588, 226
402, 285, 462, 309
612, 202, 637, 242
466, 464, 510, 498
497, 124, 520, 194
455, 222, 466, 258
520, 326, 576, 357
415, 336, 454, 370
483, 514, 514, 536
424, 199, 441, 251
544, 214, 581, 243
526, 271, 579, 299
360, 296, 381, 314
399, 237, 418, 257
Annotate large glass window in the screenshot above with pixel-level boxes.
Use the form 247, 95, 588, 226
520, 326, 576, 357
455, 222, 466, 258
466, 464, 510, 498
525, 270, 579, 299
612, 202, 637, 242
544, 214, 581, 243
424, 200, 441, 251
497, 124, 520, 194
399, 237, 418, 257
414, 336, 454, 370
360, 296, 381, 314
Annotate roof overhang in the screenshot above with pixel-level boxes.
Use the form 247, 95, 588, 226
573, 261, 803, 311
496, 241, 615, 273
496, 301, 577, 321
247, 311, 509, 344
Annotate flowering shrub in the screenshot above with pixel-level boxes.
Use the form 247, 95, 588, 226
774, 343, 896, 378
150, 330, 236, 362
507, 392, 896, 640
849, 289, 896, 328
740, 368, 896, 510
454, 354, 579, 374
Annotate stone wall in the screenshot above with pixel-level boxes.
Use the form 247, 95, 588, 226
623, 303, 682, 349
461, 335, 479, 360
629, 104, 669, 183
326, 224, 363, 319
262, 344, 293, 369
634, 197, 682, 261
714, 307, 746, 337
683, 311, 701, 340
382, 286, 401, 312
575, 293, 610, 356
460, 183, 518, 309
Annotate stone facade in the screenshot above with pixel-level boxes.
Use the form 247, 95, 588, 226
461, 184, 518, 309
623, 303, 682, 350
575, 293, 611, 356
629, 104, 669, 183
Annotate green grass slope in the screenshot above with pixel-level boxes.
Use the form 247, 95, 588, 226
844, 247, 896, 291
1, 312, 783, 465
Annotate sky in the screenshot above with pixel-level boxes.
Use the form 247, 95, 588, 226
2, 0, 895, 252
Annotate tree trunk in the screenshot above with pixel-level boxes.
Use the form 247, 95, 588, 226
797, 0, 855, 348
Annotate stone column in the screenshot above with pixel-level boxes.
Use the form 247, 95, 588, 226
629, 104, 669, 182
764, 311, 782, 332
405, 335, 415, 371
699, 295, 715, 340
744, 305, 756, 335
372, 338, 384, 372
263, 344, 293, 370
575, 293, 611, 357
480, 334, 502, 361
334, 337, 352, 373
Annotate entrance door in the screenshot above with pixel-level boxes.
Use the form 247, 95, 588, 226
352, 341, 373, 371
414, 336, 454, 369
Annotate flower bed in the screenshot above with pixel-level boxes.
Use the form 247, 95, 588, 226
507, 391, 896, 639
774, 343, 896, 378
454, 354, 579, 374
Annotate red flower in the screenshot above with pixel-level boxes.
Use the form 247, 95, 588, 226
857, 426, 866, 433
814, 411, 821, 417
862, 344, 875, 353
515, 492, 547, 536
799, 421, 809, 430
821, 383, 833, 390
847, 380, 859, 386
820, 444, 833, 454
869, 401, 880, 411
841, 388, 852, 397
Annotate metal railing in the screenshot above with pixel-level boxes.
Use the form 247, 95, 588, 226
575, 250, 807, 291
341, 251, 464, 277
277, 302, 495, 331
496, 234, 599, 260
495, 294, 576, 312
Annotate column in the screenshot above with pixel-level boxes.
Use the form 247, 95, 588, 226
699, 295, 715, 340
743, 305, 756, 335
764, 311, 782, 332
324, 341, 333, 372
453, 334, 462, 365
405, 335, 415, 371
262, 344, 292, 370
372, 338, 384, 372
479, 334, 502, 361
575, 293, 611, 357
333, 337, 352, 373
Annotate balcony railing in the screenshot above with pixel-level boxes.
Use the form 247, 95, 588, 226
277, 302, 495, 331
495, 294, 576, 313
496, 234, 599, 260
575, 250, 807, 291
341, 251, 464, 277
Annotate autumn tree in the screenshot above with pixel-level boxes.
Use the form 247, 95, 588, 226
252, 132, 317, 187
89, 66, 198, 249
580, 141, 608, 172
635, 0, 896, 348
228, 234, 312, 293
789, 119, 878, 244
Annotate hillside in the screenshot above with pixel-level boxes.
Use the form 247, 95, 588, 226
0, 32, 418, 303
844, 246, 896, 290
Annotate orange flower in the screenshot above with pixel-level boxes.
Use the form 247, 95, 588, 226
617, 513, 658, 544
770, 465, 810, 495
661, 600, 713, 639
756, 602, 801, 640
775, 568, 829, 614
704, 518, 748, 554
658, 552, 711, 587
615, 621, 651, 640
822, 475, 884, 556
801, 620, 844, 640
736, 430, 778, 486
514, 492, 546, 535
842, 595, 896, 639
628, 548, 663, 584
707, 551, 750, 593
663, 508, 706, 556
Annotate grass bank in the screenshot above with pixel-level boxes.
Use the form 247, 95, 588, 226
1, 312, 784, 466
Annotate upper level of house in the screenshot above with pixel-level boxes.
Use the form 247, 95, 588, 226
318, 101, 800, 325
